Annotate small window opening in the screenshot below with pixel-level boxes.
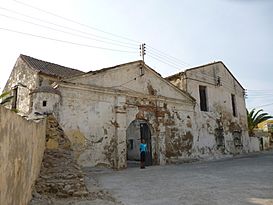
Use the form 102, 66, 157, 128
39, 78, 43, 86
216, 76, 222, 86
231, 94, 237, 117
42, 100, 47, 107
12, 86, 18, 109
199, 85, 208, 111
139, 67, 144, 76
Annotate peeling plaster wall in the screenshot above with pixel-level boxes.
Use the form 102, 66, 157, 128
0, 106, 46, 205
56, 81, 196, 168
70, 62, 191, 101
56, 63, 196, 169
3, 58, 59, 115
31, 92, 60, 115
125, 96, 196, 165
169, 63, 250, 157
57, 85, 120, 168
3, 57, 38, 114
56, 78, 198, 168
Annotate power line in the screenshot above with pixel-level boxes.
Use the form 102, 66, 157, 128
147, 50, 186, 69
148, 48, 189, 67
0, 27, 137, 53
5, 2, 195, 71
254, 102, 273, 108
13, 0, 141, 44
247, 89, 273, 92
0, 12, 137, 49
147, 54, 182, 70
111, 75, 140, 88
247, 96, 273, 99
147, 44, 191, 67
0, 6, 138, 48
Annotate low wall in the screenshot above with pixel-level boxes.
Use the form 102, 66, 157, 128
249, 137, 260, 152
0, 106, 46, 205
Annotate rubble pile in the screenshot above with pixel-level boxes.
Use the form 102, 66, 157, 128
33, 114, 88, 198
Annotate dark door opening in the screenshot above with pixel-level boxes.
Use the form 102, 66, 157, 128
140, 123, 152, 166
127, 120, 152, 166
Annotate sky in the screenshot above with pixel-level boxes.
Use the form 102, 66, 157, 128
0, 0, 273, 114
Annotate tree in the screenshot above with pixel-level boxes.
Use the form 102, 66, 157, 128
247, 108, 273, 136
0, 91, 13, 105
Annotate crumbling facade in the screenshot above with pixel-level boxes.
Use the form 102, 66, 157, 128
3, 55, 251, 169
166, 62, 250, 156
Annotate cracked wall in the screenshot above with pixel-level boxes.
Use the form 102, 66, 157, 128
168, 62, 250, 157
56, 80, 195, 168
125, 94, 195, 165
57, 86, 119, 168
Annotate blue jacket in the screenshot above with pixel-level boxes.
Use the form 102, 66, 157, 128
140, 143, 147, 153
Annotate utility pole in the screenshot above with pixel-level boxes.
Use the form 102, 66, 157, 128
139, 43, 146, 62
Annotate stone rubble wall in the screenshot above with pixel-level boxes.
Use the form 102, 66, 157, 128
31, 114, 88, 200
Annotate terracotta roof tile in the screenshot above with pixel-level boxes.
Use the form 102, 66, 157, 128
20, 54, 84, 78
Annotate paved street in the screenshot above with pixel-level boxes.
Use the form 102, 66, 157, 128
92, 151, 273, 205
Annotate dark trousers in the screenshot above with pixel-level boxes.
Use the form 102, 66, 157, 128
140, 151, 146, 168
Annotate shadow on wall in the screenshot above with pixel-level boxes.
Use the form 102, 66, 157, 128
0, 106, 46, 205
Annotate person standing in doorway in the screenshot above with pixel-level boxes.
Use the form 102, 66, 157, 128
140, 139, 147, 169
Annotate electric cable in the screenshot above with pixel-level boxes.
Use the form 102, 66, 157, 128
147, 50, 187, 69
147, 54, 182, 70
13, 0, 141, 44
147, 44, 191, 67
0, 6, 138, 48
0, 12, 137, 49
0, 27, 137, 53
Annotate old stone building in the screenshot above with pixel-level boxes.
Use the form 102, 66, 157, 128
166, 62, 249, 156
3, 54, 83, 115
4, 55, 251, 169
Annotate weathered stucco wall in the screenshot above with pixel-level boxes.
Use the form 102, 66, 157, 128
57, 85, 118, 168
3, 57, 38, 114
54, 61, 197, 169
56, 78, 196, 169
125, 95, 196, 165
31, 92, 61, 115
0, 106, 46, 205
249, 137, 260, 152
168, 62, 250, 157
70, 62, 192, 101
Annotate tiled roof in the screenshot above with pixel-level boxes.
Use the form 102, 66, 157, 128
20, 54, 84, 78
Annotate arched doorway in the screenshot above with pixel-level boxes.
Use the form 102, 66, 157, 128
126, 120, 152, 166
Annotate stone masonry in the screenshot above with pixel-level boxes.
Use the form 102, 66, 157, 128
31, 115, 88, 199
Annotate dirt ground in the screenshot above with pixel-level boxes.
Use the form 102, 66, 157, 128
30, 150, 273, 205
